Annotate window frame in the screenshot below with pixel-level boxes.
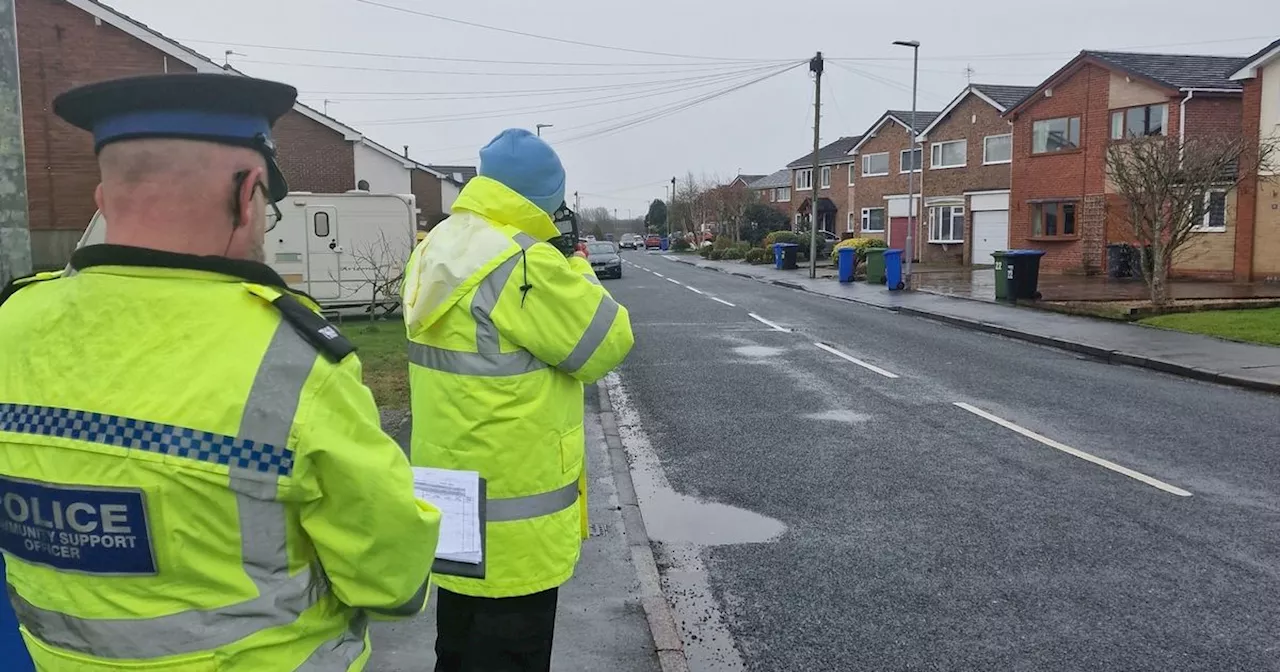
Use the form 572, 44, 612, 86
313, 211, 331, 237
900, 147, 923, 173
861, 207, 886, 233
796, 168, 813, 191
862, 152, 890, 177
1029, 200, 1078, 238
1031, 116, 1082, 154
928, 204, 965, 243
819, 166, 831, 189
1191, 188, 1229, 232
983, 134, 1013, 165
846, 211, 857, 233
776, 186, 791, 203
1110, 103, 1168, 141
848, 164, 857, 186
930, 139, 967, 169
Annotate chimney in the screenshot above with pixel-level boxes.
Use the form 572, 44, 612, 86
403, 145, 410, 159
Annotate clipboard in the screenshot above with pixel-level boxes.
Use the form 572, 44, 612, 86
431, 478, 486, 579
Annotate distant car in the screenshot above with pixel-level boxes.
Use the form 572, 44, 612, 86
619, 233, 640, 250
645, 235, 662, 250
586, 241, 622, 279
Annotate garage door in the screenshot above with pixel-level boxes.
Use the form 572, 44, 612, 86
971, 210, 1009, 265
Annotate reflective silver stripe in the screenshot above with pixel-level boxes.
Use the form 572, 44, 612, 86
512, 232, 538, 249
488, 481, 579, 522
296, 611, 368, 671
408, 341, 547, 377
11, 322, 322, 660
472, 254, 521, 354
369, 579, 429, 617
582, 273, 601, 286
558, 296, 620, 374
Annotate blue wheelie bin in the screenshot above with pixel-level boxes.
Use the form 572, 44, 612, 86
837, 247, 856, 283
773, 243, 785, 269
0, 557, 34, 671
883, 249, 905, 290
659, 236, 669, 251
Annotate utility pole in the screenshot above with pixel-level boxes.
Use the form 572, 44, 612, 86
894, 40, 921, 285
0, 0, 31, 286
808, 51, 823, 279
670, 176, 676, 238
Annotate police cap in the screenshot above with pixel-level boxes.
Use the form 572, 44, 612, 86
53, 73, 298, 202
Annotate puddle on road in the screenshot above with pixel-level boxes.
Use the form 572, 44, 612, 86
803, 409, 871, 424
732, 345, 784, 358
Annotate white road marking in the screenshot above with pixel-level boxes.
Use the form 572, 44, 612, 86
666, 278, 682, 285
686, 286, 704, 295
813, 343, 899, 379
711, 297, 737, 307
748, 313, 790, 332
653, 272, 665, 278
952, 402, 1192, 497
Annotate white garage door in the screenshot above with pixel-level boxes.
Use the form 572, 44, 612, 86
971, 210, 1009, 265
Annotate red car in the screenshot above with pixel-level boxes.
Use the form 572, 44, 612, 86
644, 235, 662, 250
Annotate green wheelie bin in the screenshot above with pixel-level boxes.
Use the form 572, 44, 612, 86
865, 248, 887, 284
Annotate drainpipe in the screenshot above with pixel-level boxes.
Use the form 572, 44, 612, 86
1179, 89, 1194, 164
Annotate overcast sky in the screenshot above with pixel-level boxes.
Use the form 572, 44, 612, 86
110, 0, 1277, 216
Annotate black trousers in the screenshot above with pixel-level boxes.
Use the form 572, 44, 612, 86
434, 587, 559, 672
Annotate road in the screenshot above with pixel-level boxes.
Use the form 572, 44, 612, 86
606, 251, 1280, 672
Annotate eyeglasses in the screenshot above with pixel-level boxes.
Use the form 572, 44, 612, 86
234, 170, 283, 232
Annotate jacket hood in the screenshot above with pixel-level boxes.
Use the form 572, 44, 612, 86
452, 176, 561, 242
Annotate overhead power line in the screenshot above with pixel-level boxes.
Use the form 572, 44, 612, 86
828, 34, 1273, 63
351, 0, 783, 62
237, 57, 779, 78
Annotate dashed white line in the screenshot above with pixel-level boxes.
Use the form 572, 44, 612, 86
653, 272, 665, 278
711, 297, 737, 307
813, 343, 900, 379
666, 278, 682, 285
686, 286, 704, 295
952, 402, 1192, 497
748, 313, 790, 332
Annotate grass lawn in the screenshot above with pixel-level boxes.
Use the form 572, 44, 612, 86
1141, 308, 1280, 346
345, 322, 409, 410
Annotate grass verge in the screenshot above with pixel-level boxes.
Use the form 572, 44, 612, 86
1140, 308, 1280, 346
346, 322, 409, 410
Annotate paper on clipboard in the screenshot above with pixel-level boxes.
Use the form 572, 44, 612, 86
411, 467, 483, 566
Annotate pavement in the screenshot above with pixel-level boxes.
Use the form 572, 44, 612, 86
911, 267, 1280, 303
367, 392, 665, 671
668, 254, 1280, 393
607, 250, 1280, 671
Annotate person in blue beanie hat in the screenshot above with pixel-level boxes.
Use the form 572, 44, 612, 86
403, 129, 634, 672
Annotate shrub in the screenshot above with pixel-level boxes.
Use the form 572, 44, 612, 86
671, 237, 692, 251
721, 246, 746, 260
830, 237, 888, 265
763, 230, 803, 249
708, 249, 725, 260
699, 245, 713, 258
744, 247, 772, 264
713, 235, 735, 250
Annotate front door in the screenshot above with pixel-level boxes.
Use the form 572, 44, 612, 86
306, 206, 341, 300
888, 216, 910, 251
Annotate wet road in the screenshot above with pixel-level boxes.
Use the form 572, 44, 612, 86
606, 252, 1280, 672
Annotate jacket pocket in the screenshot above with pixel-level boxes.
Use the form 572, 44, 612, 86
559, 424, 585, 475
22, 628, 218, 671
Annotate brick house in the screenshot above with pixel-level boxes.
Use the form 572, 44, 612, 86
411, 164, 473, 230
848, 111, 939, 255
915, 84, 1035, 265
749, 169, 792, 216
1004, 51, 1244, 276
17, 0, 417, 268
787, 136, 861, 235
1228, 38, 1280, 282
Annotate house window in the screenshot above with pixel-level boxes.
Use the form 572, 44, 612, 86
861, 207, 886, 233
796, 169, 813, 190
847, 211, 857, 233
928, 205, 964, 243
1032, 116, 1081, 154
1111, 104, 1168, 140
776, 187, 791, 202
820, 166, 831, 189
862, 152, 889, 177
848, 164, 857, 186
930, 139, 967, 169
795, 213, 803, 228
1192, 189, 1228, 232
1031, 201, 1077, 237
313, 211, 331, 237
900, 147, 923, 173
983, 134, 1012, 164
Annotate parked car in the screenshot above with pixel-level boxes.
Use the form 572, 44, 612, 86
619, 233, 640, 250
645, 235, 662, 250
586, 241, 622, 279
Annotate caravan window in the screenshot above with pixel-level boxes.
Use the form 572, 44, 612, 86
314, 212, 330, 237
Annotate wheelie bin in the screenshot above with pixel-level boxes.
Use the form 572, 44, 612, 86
1006, 249, 1046, 300
659, 236, 669, 251
991, 250, 1011, 300
837, 247, 856, 283
883, 249, 905, 290
773, 243, 785, 269
778, 243, 799, 270
865, 248, 887, 284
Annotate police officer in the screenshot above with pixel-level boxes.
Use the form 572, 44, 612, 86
403, 129, 634, 671
0, 73, 440, 670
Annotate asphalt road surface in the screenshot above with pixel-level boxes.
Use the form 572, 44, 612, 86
606, 252, 1280, 672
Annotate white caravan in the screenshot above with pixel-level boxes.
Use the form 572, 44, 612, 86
77, 191, 418, 312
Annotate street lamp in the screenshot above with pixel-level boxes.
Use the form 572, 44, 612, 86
223, 50, 246, 67
893, 39, 920, 285
535, 123, 554, 137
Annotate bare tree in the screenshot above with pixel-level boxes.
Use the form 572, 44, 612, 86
1106, 134, 1277, 305
344, 231, 409, 319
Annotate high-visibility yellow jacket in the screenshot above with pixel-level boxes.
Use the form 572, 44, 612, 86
0, 245, 441, 671
403, 177, 634, 598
